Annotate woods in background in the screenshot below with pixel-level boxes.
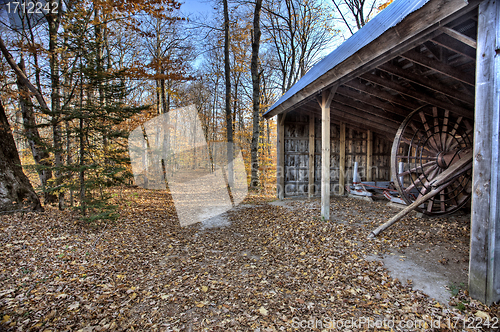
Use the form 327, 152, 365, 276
0, 0, 392, 218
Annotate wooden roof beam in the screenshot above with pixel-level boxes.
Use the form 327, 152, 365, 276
447, 7, 478, 28
440, 26, 477, 48
336, 85, 413, 117
333, 93, 405, 124
431, 34, 476, 60
304, 107, 396, 140
360, 72, 474, 119
377, 61, 475, 105
330, 108, 398, 139
330, 102, 401, 132
344, 79, 422, 110
401, 49, 475, 86
422, 41, 442, 60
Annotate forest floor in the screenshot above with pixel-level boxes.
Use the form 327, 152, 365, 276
1, 187, 499, 331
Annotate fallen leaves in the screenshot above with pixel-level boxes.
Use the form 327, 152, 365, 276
0, 189, 498, 331
476, 310, 491, 320
68, 302, 80, 311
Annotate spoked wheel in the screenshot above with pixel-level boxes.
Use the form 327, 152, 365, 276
391, 105, 473, 215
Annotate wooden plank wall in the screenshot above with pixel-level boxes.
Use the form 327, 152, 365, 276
283, 112, 310, 196
372, 135, 392, 181
283, 111, 392, 197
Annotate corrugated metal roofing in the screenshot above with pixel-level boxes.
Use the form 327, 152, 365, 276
265, 0, 433, 116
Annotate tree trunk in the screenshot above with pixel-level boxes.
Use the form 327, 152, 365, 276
0, 99, 43, 212
223, 0, 234, 186
16, 57, 57, 204
250, 0, 263, 189
0, 36, 50, 112
78, 64, 86, 216
160, 77, 168, 115
47, 2, 64, 209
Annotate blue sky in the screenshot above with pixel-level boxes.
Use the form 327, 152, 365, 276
179, 0, 215, 19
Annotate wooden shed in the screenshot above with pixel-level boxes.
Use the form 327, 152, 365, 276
263, 0, 500, 305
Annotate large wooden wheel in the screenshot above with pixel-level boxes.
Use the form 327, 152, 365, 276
391, 105, 473, 215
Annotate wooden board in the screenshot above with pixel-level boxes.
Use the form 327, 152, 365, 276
469, 0, 500, 305
282, 110, 392, 197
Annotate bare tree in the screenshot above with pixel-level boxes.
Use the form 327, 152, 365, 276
331, 0, 379, 35
16, 57, 56, 203
250, 0, 263, 189
223, 0, 234, 186
141, 13, 193, 115
263, 0, 336, 94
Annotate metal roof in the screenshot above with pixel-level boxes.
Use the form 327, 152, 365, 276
265, 0, 434, 117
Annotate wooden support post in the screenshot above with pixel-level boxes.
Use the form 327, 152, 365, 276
366, 130, 373, 182
318, 86, 337, 220
469, 0, 500, 305
339, 122, 346, 195
277, 113, 285, 200
308, 114, 315, 198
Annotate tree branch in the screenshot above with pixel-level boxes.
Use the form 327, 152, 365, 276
331, 0, 354, 35
0, 35, 51, 113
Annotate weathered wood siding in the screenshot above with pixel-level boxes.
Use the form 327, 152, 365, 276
283, 112, 310, 196
372, 135, 391, 181
283, 111, 392, 197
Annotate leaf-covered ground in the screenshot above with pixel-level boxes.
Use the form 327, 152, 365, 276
1, 188, 499, 331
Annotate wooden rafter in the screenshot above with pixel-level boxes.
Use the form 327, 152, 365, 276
440, 27, 477, 48
331, 103, 400, 132
377, 61, 475, 105
344, 79, 421, 110
333, 94, 404, 124
401, 49, 475, 85
336, 85, 413, 118
431, 34, 476, 60
360, 72, 474, 119
301, 107, 396, 139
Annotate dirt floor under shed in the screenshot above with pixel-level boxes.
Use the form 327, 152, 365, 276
271, 196, 471, 307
